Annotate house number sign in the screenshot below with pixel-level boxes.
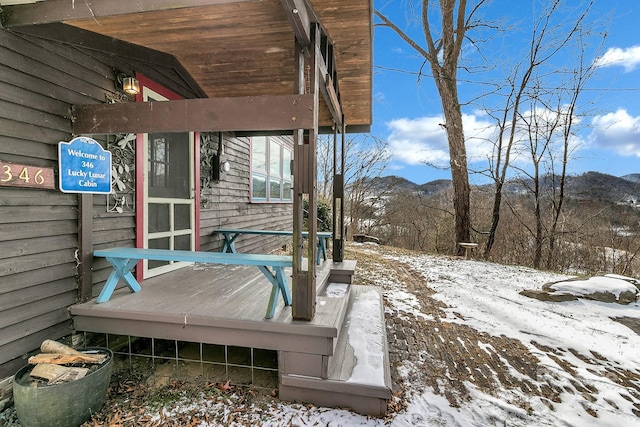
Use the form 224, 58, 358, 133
59, 136, 112, 194
0, 160, 55, 189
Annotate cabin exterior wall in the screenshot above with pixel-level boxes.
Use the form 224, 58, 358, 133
0, 27, 293, 378
1, 28, 106, 378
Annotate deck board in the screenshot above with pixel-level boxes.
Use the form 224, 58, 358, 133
94, 264, 274, 320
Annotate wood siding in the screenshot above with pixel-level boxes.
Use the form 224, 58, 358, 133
0, 28, 99, 378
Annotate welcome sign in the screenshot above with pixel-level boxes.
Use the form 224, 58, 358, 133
59, 137, 112, 194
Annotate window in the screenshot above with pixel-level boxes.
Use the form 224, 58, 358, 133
251, 136, 293, 202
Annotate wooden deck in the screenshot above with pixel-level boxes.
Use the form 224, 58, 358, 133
70, 258, 391, 416
73, 261, 340, 353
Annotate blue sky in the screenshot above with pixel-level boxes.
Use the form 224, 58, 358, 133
371, 0, 640, 185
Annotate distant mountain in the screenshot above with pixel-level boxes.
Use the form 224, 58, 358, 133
367, 175, 453, 196
622, 174, 640, 184
417, 179, 452, 196
564, 171, 640, 203
497, 172, 640, 203
366, 176, 420, 192
376, 172, 640, 204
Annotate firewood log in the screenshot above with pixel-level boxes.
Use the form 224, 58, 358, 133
28, 353, 107, 365
30, 363, 89, 384
40, 339, 83, 355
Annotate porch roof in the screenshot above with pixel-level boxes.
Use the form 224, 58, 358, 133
0, 0, 373, 133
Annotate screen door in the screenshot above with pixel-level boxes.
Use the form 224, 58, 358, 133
142, 87, 195, 277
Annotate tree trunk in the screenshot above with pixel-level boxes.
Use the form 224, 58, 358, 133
533, 179, 543, 269
484, 180, 502, 258
373, 2, 474, 256
436, 72, 471, 255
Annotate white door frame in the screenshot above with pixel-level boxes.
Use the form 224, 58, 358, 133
142, 86, 196, 278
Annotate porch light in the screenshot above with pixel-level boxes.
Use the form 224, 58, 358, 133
116, 72, 140, 95
123, 77, 140, 95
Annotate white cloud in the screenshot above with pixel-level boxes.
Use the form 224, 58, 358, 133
594, 45, 640, 72
385, 116, 449, 166
386, 114, 497, 168
590, 109, 640, 156
386, 107, 588, 172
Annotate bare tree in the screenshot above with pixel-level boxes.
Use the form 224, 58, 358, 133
544, 31, 602, 269
496, 21, 603, 270
516, 85, 561, 268
316, 134, 390, 238
376, 0, 488, 255
316, 134, 335, 205
480, 0, 594, 259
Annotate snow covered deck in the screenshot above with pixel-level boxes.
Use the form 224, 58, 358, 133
279, 284, 392, 416
69, 259, 391, 416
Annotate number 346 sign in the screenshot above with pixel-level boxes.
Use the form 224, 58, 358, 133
0, 160, 55, 189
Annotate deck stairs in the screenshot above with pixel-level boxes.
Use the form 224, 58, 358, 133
278, 261, 392, 416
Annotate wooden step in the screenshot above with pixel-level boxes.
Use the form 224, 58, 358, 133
279, 285, 392, 417
277, 263, 353, 379
315, 259, 356, 295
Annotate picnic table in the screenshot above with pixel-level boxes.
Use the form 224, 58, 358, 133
93, 247, 293, 318
213, 228, 332, 265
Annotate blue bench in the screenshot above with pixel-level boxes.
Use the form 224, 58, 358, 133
213, 228, 332, 265
93, 247, 293, 319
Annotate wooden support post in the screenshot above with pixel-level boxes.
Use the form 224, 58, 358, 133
292, 24, 320, 321
292, 39, 306, 320
332, 122, 346, 262
77, 193, 93, 302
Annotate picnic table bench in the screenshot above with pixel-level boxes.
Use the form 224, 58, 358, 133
93, 247, 293, 319
213, 228, 332, 265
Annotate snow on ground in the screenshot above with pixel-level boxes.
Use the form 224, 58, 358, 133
389, 253, 640, 370
122, 244, 640, 426
382, 250, 640, 427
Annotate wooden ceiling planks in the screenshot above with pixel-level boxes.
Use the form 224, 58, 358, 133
310, 0, 372, 130
56, 0, 371, 130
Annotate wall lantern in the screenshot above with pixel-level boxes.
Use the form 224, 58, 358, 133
116, 72, 140, 95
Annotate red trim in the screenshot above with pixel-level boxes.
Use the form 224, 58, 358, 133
248, 136, 253, 200
135, 73, 183, 100
194, 132, 201, 250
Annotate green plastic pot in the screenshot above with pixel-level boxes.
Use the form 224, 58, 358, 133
13, 347, 113, 427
